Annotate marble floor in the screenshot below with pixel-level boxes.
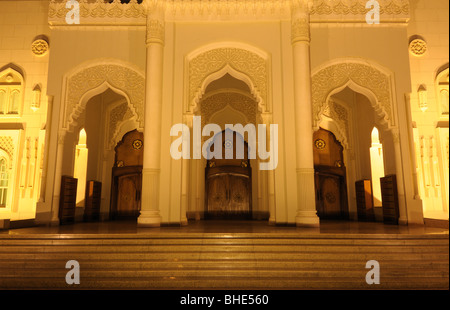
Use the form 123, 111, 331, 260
1, 219, 448, 236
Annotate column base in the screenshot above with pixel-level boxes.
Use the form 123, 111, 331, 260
50, 197, 60, 226
296, 168, 320, 227
296, 211, 320, 228
138, 210, 161, 228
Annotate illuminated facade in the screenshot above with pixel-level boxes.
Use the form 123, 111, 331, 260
0, 0, 448, 228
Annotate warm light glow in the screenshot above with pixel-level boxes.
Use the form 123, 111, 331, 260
370, 127, 385, 207
74, 128, 88, 207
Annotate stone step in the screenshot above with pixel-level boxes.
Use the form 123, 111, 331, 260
1, 277, 448, 290
0, 251, 447, 261
0, 244, 447, 254
1, 237, 448, 246
0, 233, 447, 290
0, 259, 447, 270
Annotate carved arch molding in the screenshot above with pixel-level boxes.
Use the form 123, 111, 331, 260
64, 64, 145, 130
188, 47, 269, 113
312, 61, 395, 129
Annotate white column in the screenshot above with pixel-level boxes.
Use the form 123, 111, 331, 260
138, 2, 165, 227
180, 114, 192, 226
50, 130, 66, 225
262, 114, 276, 224
392, 129, 408, 225
291, 1, 320, 227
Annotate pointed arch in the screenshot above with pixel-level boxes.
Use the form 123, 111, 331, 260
186, 42, 271, 114
61, 58, 145, 131
312, 58, 397, 130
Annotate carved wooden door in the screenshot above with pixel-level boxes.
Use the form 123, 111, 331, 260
228, 175, 250, 213
320, 175, 341, 218
116, 174, 141, 218
206, 173, 251, 219
315, 173, 346, 219
207, 175, 229, 213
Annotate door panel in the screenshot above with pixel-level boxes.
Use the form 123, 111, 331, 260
207, 175, 229, 213
315, 172, 347, 219
117, 175, 139, 216
321, 176, 341, 217
111, 167, 142, 220
206, 173, 251, 219
229, 175, 250, 213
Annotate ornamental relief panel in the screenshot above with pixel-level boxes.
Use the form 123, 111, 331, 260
48, 0, 409, 25
199, 92, 258, 128
48, 0, 146, 20
108, 102, 135, 150
322, 99, 351, 149
312, 62, 394, 128
310, 0, 409, 16
65, 64, 145, 129
0, 136, 14, 164
189, 48, 268, 112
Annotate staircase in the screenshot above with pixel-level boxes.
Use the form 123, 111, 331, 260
0, 232, 448, 290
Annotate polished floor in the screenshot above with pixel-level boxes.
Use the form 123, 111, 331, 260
2, 219, 448, 236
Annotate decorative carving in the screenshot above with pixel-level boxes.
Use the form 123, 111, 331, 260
31, 39, 49, 56
146, 19, 165, 45
199, 92, 257, 127
189, 48, 267, 111
312, 61, 394, 128
409, 39, 427, 57
132, 139, 143, 150
315, 139, 326, 150
48, 0, 409, 25
108, 102, 135, 149
322, 99, 351, 149
48, 0, 146, 21
291, 17, 310, 43
310, 0, 409, 16
0, 136, 14, 163
65, 63, 145, 129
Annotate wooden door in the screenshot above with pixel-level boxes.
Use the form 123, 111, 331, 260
206, 173, 251, 219
117, 174, 141, 218
207, 174, 229, 213
320, 174, 341, 218
229, 175, 250, 213
313, 128, 348, 220
110, 130, 144, 220
110, 167, 142, 220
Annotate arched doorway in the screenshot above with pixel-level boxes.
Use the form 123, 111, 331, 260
313, 128, 348, 219
205, 130, 252, 220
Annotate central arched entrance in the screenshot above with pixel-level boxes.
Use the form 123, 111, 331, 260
205, 130, 252, 220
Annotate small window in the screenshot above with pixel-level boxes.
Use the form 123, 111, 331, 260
0, 67, 24, 116
8, 90, 20, 114
0, 158, 8, 207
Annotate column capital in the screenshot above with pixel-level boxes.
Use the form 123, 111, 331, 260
57, 130, 67, 145
290, 0, 313, 44
144, 0, 165, 46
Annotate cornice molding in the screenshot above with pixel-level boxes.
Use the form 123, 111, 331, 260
48, 0, 410, 26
